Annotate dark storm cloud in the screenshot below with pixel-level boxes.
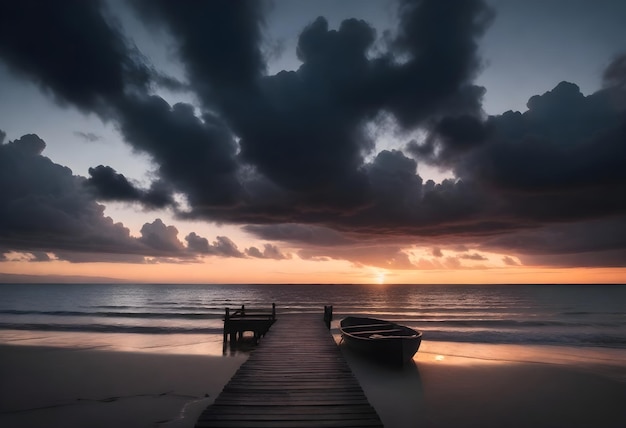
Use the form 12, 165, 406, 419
137, 219, 186, 254
130, 0, 266, 90
298, 244, 416, 270
377, 0, 493, 127
603, 53, 626, 89
0, 0, 242, 210
430, 79, 626, 191
519, 250, 626, 268
86, 165, 142, 202
0, 134, 251, 262
0, 134, 145, 257
149, 71, 189, 93
352, 150, 492, 235
243, 224, 354, 246
246, 222, 418, 268
400, 59, 626, 264
86, 165, 174, 209
2, 0, 625, 269
210, 236, 246, 258
478, 215, 626, 268
127, 0, 492, 212
185, 233, 245, 258
116, 96, 242, 207
409, 115, 492, 161
142, 180, 177, 210
184, 232, 210, 254
232, 16, 376, 200
0, 0, 149, 115
1, 0, 495, 224
448, 81, 626, 226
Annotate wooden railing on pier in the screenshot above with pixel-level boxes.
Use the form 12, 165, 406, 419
197, 310, 383, 427
223, 303, 276, 345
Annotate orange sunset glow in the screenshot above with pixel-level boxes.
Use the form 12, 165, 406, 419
2, 253, 625, 284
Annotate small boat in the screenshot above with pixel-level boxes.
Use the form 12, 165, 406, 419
340, 316, 422, 365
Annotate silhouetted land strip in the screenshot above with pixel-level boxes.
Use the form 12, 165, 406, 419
197, 312, 383, 427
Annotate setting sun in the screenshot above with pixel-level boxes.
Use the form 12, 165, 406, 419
376, 272, 387, 285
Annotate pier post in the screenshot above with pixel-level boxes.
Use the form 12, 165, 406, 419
324, 305, 333, 329
223, 307, 230, 343
222, 303, 277, 348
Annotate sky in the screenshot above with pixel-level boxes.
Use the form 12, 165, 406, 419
0, 0, 625, 284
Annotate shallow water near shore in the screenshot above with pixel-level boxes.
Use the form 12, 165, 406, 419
2, 282, 625, 382
1, 283, 624, 348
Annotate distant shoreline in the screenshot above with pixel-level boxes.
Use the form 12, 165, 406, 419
1, 277, 625, 285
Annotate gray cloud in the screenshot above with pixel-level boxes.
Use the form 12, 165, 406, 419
245, 244, 291, 260
138, 219, 185, 254
0, 134, 252, 263
127, 0, 492, 215
86, 165, 142, 202
1, 2, 625, 269
603, 53, 626, 89
460, 253, 487, 261
298, 243, 417, 270
73, 131, 103, 142
481, 216, 626, 267
116, 96, 242, 207
0, 0, 149, 115
502, 256, 519, 266
185, 233, 245, 258
243, 224, 354, 247
0, 134, 145, 258
85, 165, 175, 209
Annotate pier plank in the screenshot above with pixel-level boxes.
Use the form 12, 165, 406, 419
195, 313, 383, 428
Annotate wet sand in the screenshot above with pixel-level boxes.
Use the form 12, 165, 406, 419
342, 341, 626, 428
0, 344, 246, 428
0, 336, 625, 428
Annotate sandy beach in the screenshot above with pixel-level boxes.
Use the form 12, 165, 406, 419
1, 334, 625, 428
343, 341, 626, 428
0, 344, 246, 428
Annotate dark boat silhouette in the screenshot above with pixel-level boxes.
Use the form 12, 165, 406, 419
340, 316, 422, 365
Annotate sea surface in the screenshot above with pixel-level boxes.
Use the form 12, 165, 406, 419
0, 283, 624, 349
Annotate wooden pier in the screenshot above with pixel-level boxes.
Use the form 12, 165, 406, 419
196, 312, 383, 427
223, 304, 276, 345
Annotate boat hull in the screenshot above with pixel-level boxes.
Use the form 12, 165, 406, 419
340, 316, 422, 365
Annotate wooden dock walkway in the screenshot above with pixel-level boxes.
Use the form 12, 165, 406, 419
195, 313, 383, 428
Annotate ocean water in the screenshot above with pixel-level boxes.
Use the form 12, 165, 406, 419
0, 283, 624, 349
